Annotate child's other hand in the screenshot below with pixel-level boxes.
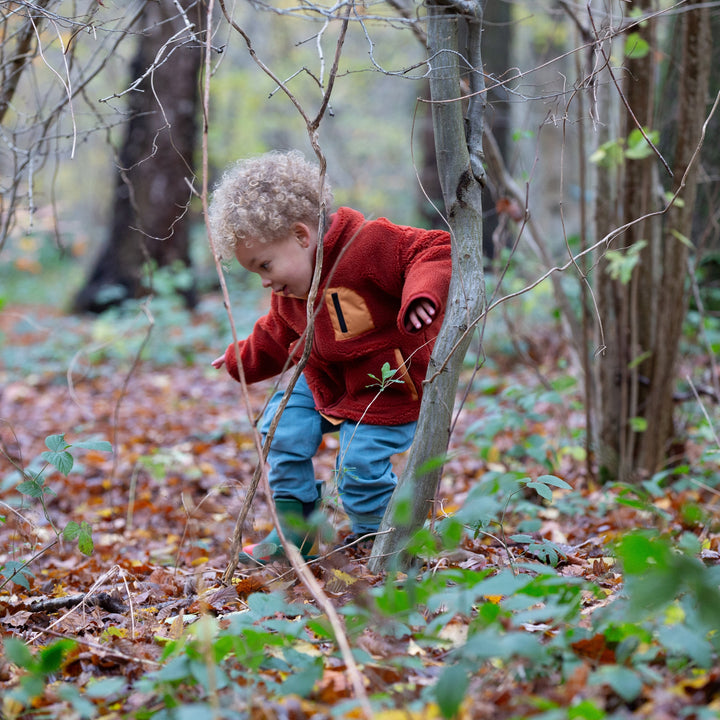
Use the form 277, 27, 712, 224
404, 298, 436, 332
211, 355, 226, 369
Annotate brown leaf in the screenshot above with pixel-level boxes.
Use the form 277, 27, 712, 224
570, 633, 616, 664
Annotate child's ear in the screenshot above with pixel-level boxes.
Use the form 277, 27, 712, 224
292, 222, 314, 248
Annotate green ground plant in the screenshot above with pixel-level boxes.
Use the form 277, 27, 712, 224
7, 447, 719, 720
0, 433, 111, 591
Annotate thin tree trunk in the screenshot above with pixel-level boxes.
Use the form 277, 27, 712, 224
594, 0, 711, 481
635, 0, 711, 474
369, 0, 485, 572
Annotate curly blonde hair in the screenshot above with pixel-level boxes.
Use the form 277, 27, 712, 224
208, 150, 334, 261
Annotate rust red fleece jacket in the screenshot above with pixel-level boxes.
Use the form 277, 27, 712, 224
222, 206, 452, 425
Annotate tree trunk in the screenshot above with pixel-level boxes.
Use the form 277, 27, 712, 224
635, 0, 711, 474
416, 0, 511, 262
594, 0, 711, 482
369, 0, 485, 572
73, 0, 203, 313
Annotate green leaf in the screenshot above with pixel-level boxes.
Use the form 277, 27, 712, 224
591, 665, 643, 702
473, 569, 531, 598
526, 481, 553, 500
657, 624, 712, 667
535, 475, 572, 490
3, 637, 35, 668
568, 699, 606, 719
616, 532, 670, 574
84, 676, 127, 698
57, 683, 96, 719
279, 656, 323, 697
670, 229, 692, 248
63, 521, 81, 541
72, 439, 113, 453
38, 639, 75, 674
629, 417, 647, 432
1, 561, 34, 590
605, 240, 646, 284
63, 521, 94, 555
41, 449, 73, 476
435, 662, 469, 718
625, 128, 659, 160
439, 516, 464, 549
589, 138, 624, 168
624, 32, 650, 59
77, 523, 94, 555
381, 362, 397, 383
45, 434, 70, 452
628, 350, 652, 370
16, 477, 45, 499
664, 191, 685, 208
510, 534, 534, 544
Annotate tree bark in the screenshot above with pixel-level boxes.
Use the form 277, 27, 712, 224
635, 0, 711, 474
369, 0, 485, 572
594, 0, 711, 481
73, 0, 203, 313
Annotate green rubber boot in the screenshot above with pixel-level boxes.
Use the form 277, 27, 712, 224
239, 498, 318, 565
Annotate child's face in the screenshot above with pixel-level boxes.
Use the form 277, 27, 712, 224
234, 223, 318, 299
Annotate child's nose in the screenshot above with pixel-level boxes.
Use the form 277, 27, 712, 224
261, 276, 272, 288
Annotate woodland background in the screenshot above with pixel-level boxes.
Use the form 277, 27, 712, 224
3, 1, 720, 718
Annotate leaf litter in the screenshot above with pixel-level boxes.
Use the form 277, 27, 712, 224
1, 303, 720, 718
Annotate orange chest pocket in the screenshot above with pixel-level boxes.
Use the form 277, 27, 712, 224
325, 287, 375, 341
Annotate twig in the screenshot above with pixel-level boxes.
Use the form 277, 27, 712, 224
585, 3, 671, 176
425, 86, 720, 385
27, 591, 127, 614
29, 625, 159, 667
110, 301, 155, 483
29, 565, 130, 643
209, 6, 372, 716
0, 540, 57, 593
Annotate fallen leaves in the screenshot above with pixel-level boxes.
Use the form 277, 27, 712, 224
3, 302, 720, 719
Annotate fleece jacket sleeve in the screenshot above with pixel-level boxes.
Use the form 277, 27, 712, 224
223, 307, 300, 384
396, 227, 452, 335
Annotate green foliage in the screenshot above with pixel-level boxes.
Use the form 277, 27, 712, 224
0, 433, 111, 590
624, 32, 650, 59
0, 255, 263, 378
590, 128, 660, 168
604, 240, 647, 284
3, 637, 77, 705
5, 413, 720, 719
366, 361, 403, 390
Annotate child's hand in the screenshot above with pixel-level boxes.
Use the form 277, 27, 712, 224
211, 355, 226, 369
404, 298, 437, 332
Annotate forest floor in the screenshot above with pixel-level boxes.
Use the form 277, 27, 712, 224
1, 298, 720, 719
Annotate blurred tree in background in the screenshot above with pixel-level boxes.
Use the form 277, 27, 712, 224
72, 0, 204, 313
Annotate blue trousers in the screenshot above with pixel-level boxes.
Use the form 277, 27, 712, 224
259, 374, 416, 534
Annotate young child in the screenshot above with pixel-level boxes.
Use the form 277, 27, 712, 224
209, 150, 452, 563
